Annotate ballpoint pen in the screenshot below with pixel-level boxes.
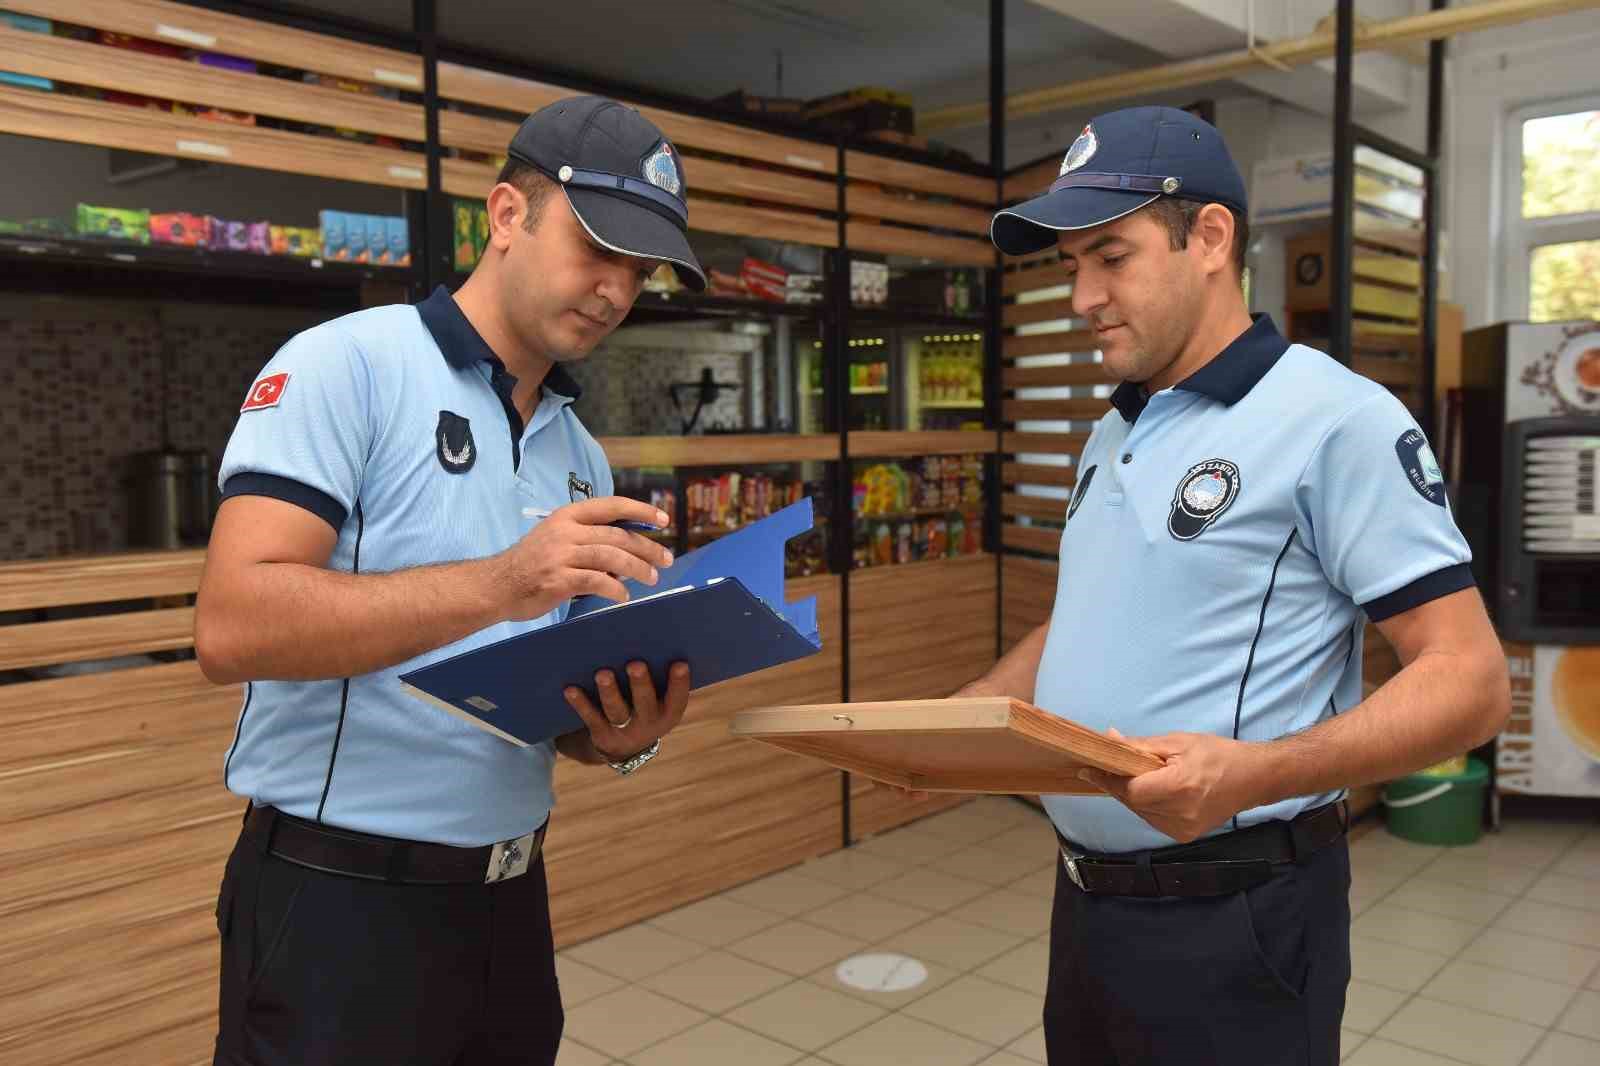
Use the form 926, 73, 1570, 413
520, 507, 663, 534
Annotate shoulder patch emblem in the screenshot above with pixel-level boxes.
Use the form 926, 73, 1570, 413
240, 372, 289, 412
1168, 459, 1241, 540
436, 410, 476, 474
1396, 428, 1446, 506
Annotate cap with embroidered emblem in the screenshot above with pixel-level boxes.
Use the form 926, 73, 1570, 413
508, 95, 706, 291
991, 105, 1248, 256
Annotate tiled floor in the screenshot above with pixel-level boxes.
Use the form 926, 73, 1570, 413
553, 797, 1600, 1066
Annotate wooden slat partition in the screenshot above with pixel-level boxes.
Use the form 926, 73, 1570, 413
1002, 493, 1066, 523
0, 25, 425, 142
1002, 524, 1061, 557
848, 430, 997, 458
545, 575, 843, 944
599, 433, 840, 468
0, 85, 427, 190
1002, 296, 1076, 328
0, 550, 239, 1066
438, 63, 836, 175
1002, 363, 1113, 389
12, 0, 424, 89
1002, 398, 1110, 422
1001, 431, 1089, 456
1001, 462, 1076, 488
846, 186, 993, 236
1004, 329, 1098, 360
844, 151, 993, 204
1002, 555, 1057, 651
1003, 261, 1064, 296
1003, 157, 1061, 203
844, 222, 995, 267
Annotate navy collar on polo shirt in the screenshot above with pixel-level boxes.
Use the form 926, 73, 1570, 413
1109, 313, 1290, 423
415, 285, 584, 400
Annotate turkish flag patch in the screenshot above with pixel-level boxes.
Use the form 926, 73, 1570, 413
241, 372, 290, 412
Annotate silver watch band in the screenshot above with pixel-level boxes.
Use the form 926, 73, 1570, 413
607, 739, 661, 776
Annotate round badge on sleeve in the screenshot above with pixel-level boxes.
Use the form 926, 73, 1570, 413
1168, 459, 1241, 540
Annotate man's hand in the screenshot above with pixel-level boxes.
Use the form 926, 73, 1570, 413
494, 497, 674, 622
1076, 730, 1270, 843
557, 660, 691, 764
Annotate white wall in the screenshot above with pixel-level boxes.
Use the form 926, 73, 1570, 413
1445, 10, 1600, 328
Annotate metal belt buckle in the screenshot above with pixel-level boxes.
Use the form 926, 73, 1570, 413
486, 830, 537, 884
1060, 844, 1086, 891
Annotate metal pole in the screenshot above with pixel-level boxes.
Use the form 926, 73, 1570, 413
1421, 0, 1447, 441
1330, 0, 1356, 367
415, 0, 446, 294
989, 0, 1006, 658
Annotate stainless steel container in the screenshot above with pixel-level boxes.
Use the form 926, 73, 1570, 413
181, 449, 216, 544
127, 450, 185, 549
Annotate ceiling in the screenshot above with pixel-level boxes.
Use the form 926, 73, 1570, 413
264, 0, 1179, 163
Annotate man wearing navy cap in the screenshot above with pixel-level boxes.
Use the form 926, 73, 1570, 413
197, 97, 706, 1065
964, 106, 1509, 1064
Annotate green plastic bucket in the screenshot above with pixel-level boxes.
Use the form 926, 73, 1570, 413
1382, 757, 1489, 846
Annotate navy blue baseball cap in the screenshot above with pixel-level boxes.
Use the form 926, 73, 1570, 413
990, 106, 1248, 256
509, 95, 707, 291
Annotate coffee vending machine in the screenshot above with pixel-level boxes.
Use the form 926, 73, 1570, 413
1455, 320, 1600, 799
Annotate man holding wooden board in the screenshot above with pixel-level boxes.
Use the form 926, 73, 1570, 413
973, 106, 1511, 1065
195, 97, 705, 1065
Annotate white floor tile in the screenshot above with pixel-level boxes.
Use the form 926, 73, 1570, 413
1340, 1028, 1367, 1062
1343, 979, 1410, 1034
629, 1019, 805, 1066
1419, 958, 1580, 1027
1346, 1038, 1494, 1065
1421, 851, 1543, 896
819, 1013, 993, 1066
1351, 935, 1453, 993
1005, 1025, 1047, 1063
1353, 901, 1486, 956
1375, 997, 1546, 1066
1556, 988, 1600, 1041
1527, 1031, 1600, 1066
1385, 878, 1517, 925
1527, 871, 1600, 913
1460, 927, 1600, 987
900, 973, 1043, 1047
1495, 899, 1600, 950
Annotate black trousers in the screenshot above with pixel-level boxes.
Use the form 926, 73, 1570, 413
1043, 838, 1351, 1066
212, 826, 563, 1066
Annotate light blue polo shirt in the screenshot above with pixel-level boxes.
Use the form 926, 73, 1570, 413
1035, 315, 1473, 854
216, 285, 613, 846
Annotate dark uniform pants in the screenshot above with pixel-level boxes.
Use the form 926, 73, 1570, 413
1043, 838, 1351, 1066
212, 827, 563, 1066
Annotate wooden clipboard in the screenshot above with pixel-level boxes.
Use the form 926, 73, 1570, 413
729, 697, 1166, 794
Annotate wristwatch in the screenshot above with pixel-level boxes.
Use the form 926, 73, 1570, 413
606, 739, 660, 776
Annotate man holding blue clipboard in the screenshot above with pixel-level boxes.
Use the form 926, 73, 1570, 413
195, 97, 707, 1066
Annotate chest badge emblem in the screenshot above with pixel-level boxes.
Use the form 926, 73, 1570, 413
436, 410, 476, 474
1169, 458, 1240, 540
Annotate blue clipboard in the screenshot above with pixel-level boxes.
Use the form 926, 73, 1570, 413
398, 499, 822, 747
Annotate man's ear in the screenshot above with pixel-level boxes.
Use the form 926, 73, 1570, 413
485, 183, 527, 252
1192, 203, 1236, 276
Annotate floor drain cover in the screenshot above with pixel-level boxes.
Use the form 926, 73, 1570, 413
835, 952, 929, 993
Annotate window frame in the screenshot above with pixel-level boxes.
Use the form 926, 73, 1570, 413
1502, 94, 1600, 322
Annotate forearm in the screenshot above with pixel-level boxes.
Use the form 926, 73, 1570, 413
961, 622, 1050, 702
196, 555, 509, 683
1247, 646, 1510, 807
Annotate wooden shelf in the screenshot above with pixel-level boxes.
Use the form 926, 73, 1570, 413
0, 85, 428, 190
0, 24, 425, 142
847, 185, 992, 237
919, 399, 984, 409
845, 221, 994, 267
848, 430, 995, 457
437, 62, 836, 176
0, 235, 410, 289
845, 150, 993, 204
13, 0, 423, 89
598, 434, 840, 468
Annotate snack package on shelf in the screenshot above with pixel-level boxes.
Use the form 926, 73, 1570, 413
740, 257, 788, 302
785, 272, 824, 305
363, 215, 390, 265
97, 30, 185, 60
385, 216, 410, 267
76, 204, 150, 244
150, 213, 209, 247
320, 210, 349, 261
452, 200, 477, 271
849, 259, 889, 305
270, 225, 321, 258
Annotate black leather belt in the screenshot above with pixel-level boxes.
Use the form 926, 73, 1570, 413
1057, 800, 1348, 898
243, 805, 548, 886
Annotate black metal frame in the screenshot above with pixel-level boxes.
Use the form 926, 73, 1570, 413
988, 0, 1006, 661
1330, 0, 1356, 368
